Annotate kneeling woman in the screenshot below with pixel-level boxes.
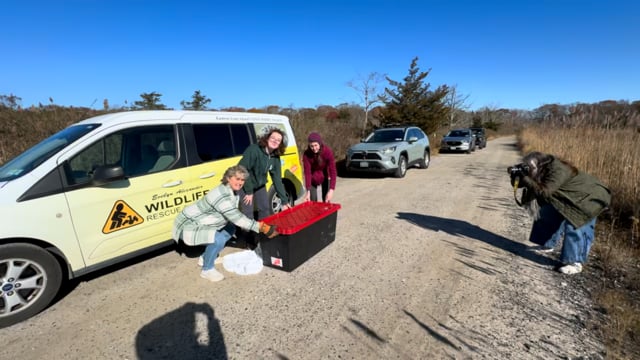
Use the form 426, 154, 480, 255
172, 165, 277, 282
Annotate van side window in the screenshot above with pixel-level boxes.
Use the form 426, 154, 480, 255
230, 124, 251, 155
66, 135, 122, 185
65, 125, 176, 186
193, 124, 250, 162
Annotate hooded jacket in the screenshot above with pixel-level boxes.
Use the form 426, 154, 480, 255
521, 156, 611, 228
303, 143, 337, 189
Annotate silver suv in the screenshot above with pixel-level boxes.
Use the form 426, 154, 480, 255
440, 128, 476, 154
346, 126, 430, 178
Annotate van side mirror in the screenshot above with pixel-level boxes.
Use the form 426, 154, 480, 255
92, 165, 125, 186
408, 136, 418, 143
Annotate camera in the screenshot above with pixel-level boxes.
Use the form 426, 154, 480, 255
508, 163, 530, 188
508, 163, 530, 178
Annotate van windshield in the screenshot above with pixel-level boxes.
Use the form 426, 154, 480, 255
0, 124, 100, 182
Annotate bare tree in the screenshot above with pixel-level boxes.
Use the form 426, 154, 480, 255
444, 84, 470, 128
0, 94, 22, 110
347, 72, 385, 136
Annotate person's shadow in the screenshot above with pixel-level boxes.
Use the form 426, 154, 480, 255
136, 302, 227, 360
395, 212, 556, 266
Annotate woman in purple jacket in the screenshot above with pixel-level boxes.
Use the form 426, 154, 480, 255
303, 132, 337, 203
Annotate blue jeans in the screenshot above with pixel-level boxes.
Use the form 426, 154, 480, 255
202, 223, 236, 270
529, 204, 596, 264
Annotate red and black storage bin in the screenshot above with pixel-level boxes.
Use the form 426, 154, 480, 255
259, 201, 341, 272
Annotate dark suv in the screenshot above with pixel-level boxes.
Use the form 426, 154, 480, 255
345, 126, 430, 178
470, 127, 487, 149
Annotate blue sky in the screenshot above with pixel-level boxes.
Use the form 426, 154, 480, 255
2, 1, 638, 111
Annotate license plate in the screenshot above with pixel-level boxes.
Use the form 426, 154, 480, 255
360, 162, 369, 168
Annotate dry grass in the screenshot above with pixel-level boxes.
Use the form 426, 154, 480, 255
289, 117, 362, 161
519, 126, 640, 231
594, 288, 640, 360
0, 106, 103, 164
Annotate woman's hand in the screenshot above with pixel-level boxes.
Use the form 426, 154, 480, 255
324, 189, 334, 203
281, 204, 291, 211
304, 191, 311, 202
243, 194, 254, 205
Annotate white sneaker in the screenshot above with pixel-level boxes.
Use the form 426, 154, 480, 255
198, 256, 223, 267
200, 268, 224, 282
558, 263, 583, 275
530, 245, 554, 253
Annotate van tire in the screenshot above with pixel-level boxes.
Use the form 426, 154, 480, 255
0, 243, 63, 329
268, 184, 296, 215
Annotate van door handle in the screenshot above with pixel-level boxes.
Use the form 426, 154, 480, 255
199, 172, 216, 179
162, 180, 183, 188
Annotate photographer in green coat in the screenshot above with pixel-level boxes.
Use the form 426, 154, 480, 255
509, 152, 611, 274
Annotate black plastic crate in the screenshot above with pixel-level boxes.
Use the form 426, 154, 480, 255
259, 202, 340, 272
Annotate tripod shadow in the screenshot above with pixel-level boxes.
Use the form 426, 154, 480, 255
136, 302, 227, 360
396, 212, 556, 266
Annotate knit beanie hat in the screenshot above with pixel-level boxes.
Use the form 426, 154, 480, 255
308, 132, 322, 144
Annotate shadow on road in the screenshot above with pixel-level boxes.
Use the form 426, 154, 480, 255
395, 212, 556, 267
136, 302, 227, 360
403, 310, 459, 350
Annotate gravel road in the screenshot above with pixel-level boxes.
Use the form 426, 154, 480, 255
0, 136, 605, 359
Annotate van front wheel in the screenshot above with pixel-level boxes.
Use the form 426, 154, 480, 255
268, 185, 296, 215
0, 243, 63, 329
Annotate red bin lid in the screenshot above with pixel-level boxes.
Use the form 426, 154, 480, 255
261, 201, 341, 235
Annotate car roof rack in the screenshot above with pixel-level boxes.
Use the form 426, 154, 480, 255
375, 123, 416, 129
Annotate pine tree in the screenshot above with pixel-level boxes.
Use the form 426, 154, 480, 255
379, 57, 449, 135
180, 90, 211, 110
132, 92, 168, 110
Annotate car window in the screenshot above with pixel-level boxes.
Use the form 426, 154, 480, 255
409, 128, 424, 139
368, 129, 404, 143
65, 125, 176, 186
193, 123, 251, 162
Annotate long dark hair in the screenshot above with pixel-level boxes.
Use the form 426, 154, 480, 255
258, 127, 288, 156
523, 151, 578, 189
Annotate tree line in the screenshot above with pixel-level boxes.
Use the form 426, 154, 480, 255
2, 56, 639, 134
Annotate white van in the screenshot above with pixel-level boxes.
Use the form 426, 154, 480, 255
0, 110, 305, 328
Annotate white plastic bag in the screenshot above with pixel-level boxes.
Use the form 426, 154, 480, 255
222, 250, 264, 275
